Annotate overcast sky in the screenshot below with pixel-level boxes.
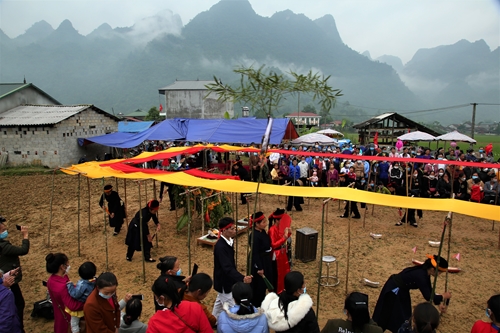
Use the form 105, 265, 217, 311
1, 0, 499, 63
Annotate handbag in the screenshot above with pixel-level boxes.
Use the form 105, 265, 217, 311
31, 299, 54, 320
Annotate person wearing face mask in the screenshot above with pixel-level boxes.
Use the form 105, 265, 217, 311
261, 271, 319, 333
436, 172, 452, 198
84, 272, 122, 333
0, 216, 29, 332
454, 173, 470, 201
321, 292, 382, 333
155, 256, 188, 312
148, 276, 212, 333
468, 173, 485, 196
482, 176, 500, 204
390, 162, 404, 187
46, 253, 85, 333
471, 294, 500, 333
422, 171, 439, 198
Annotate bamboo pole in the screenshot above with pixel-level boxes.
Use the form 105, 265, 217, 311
186, 191, 192, 275
123, 179, 128, 218
77, 174, 81, 256
248, 167, 263, 276
316, 198, 332, 319
430, 213, 451, 302
362, 163, 373, 229
235, 193, 239, 266
153, 180, 158, 248
102, 178, 109, 271
346, 199, 352, 295
115, 177, 119, 194
493, 185, 499, 231
47, 169, 56, 247
87, 178, 91, 230
138, 181, 146, 283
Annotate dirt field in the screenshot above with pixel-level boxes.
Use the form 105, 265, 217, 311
0, 174, 499, 333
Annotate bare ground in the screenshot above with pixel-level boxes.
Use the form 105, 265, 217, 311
0, 174, 499, 333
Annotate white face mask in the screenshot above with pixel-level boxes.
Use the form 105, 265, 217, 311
428, 175, 435, 180
65, 265, 71, 275
439, 173, 444, 176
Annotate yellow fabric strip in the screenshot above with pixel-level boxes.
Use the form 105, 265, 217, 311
61, 162, 500, 221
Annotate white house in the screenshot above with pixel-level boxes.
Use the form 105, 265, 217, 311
158, 80, 234, 119
285, 112, 321, 126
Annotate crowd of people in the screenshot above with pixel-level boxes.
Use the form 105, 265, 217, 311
1, 212, 499, 333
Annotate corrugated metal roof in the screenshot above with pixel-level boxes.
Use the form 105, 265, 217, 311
352, 112, 395, 128
0, 105, 90, 126
158, 80, 215, 92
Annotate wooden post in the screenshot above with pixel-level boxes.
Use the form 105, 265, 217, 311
87, 177, 91, 230
77, 174, 81, 256
316, 198, 332, 319
102, 178, 109, 271
186, 191, 192, 275
152, 180, 158, 248
346, 203, 351, 296
123, 179, 128, 218
430, 213, 451, 302
115, 177, 119, 194
362, 163, 373, 229
47, 169, 56, 247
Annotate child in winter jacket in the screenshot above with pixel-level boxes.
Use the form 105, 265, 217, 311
66, 262, 97, 333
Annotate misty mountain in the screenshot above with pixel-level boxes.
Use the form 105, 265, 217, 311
0, 0, 498, 125
376, 55, 404, 73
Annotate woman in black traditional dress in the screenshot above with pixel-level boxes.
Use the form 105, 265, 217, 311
99, 184, 125, 235
248, 211, 274, 307
372, 255, 451, 332
125, 199, 160, 262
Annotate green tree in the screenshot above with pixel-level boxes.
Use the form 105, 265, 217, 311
206, 65, 342, 118
302, 104, 317, 114
144, 106, 162, 121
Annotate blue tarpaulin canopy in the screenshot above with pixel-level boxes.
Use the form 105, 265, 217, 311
118, 121, 154, 133
82, 118, 298, 148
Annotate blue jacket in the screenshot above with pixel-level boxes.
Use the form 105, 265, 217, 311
0, 279, 22, 333
217, 304, 269, 333
289, 165, 301, 180
67, 278, 95, 302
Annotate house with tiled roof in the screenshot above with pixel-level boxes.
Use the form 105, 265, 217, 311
0, 82, 118, 167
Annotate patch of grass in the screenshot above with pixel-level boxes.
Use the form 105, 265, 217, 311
0, 164, 56, 176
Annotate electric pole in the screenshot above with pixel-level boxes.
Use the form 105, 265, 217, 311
470, 103, 477, 140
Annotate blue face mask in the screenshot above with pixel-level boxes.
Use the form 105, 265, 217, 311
303, 286, 307, 294
370, 147, 374, 150
370, 184, 374, 187
486, 308, 490, 318
479, 150, 484, 153
99, 292, 114, 300
472, 176, 478, 180
176, 269, 182, 276
361, 180, 366, 184
0, 231, 8, 239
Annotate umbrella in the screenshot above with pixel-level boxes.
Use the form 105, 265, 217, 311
291, 133, 338, 145
435, 130, 476, 144
316, 128, 344, 137
398, 131, 436, 141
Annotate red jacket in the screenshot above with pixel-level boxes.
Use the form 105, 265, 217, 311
47, 274, 84, 333
471, 320, 499, 333
146, 301, 212, 333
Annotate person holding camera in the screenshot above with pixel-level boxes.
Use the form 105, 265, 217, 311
0, 216, 29, 333
0, 268, 22, 333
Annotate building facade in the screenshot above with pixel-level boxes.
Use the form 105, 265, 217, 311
158, 80, 234, 119
285, 112, 322, 127
0, 105, 118, 168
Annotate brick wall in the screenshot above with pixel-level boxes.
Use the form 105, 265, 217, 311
0, 108, 118, 168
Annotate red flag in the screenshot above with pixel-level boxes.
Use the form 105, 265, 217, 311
412, 246, 417, 254
453, 253, 461, 261
159, 104, 163, 112
374, 132, 378, 146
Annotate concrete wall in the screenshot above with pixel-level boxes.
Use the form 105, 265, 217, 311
0, 87, 59, 114
0, 108, 117, 168
164, 90, 234, 119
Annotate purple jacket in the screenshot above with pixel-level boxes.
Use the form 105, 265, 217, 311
0, 279, 22, 333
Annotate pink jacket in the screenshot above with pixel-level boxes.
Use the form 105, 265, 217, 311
47, 274, 85, 333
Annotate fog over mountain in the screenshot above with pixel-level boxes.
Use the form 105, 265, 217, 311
0, 0, 498, 124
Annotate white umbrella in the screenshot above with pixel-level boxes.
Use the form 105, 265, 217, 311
291, 133, 338, 145
316, 128, 344, 137
435, 130, 476, 143
398, 131, 436, 141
